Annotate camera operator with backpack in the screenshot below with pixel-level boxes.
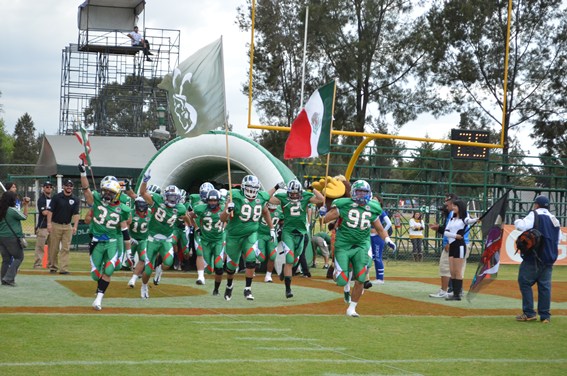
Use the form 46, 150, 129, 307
514, 195, 561, 324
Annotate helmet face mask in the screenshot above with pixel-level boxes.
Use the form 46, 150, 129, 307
199, 182, 215, 202
134, 197, 148, 213
350, 180, 372, 206
207, 189, 221, 210
241, 175, 260, 200
101, 180, 121, 204
287, 180, 303, 202
163, 185, 181, 207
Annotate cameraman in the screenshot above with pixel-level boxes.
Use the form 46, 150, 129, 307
514, 195, 560, 323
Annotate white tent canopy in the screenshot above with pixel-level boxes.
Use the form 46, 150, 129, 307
77, 0, 145, 31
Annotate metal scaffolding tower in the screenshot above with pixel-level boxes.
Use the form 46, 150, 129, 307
59, 27, 179, 137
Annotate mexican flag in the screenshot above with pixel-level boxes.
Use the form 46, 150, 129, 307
284, 80, 336, 159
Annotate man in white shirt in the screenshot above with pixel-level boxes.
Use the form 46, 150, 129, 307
127, 26, 153, 62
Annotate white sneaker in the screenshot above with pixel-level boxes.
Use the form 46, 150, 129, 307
153, 265, 162, 285
371, 279, 385, 285
128, 276, 137, 288
429, 289, 448, 298
346, 309, 360, 318
92, 299, 102, 311
264, 275, 273, 283
141, 284, 149, 299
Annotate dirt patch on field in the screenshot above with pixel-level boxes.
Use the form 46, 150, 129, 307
4, 274, 566, 317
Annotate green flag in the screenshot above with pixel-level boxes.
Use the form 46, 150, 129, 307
158, 37, 226, 138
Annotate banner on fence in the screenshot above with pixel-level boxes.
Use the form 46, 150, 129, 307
499, 224, 567, 265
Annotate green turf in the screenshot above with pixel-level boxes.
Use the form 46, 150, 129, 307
0, 315, 565, 376
3, 250, 566, 376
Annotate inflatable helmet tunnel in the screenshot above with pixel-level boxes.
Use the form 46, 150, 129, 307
138, 131, 296, 192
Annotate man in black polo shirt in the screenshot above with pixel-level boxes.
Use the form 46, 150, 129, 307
33, 181, 53, 269
47, 179, 80, 274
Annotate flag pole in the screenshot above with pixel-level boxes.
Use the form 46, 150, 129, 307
219, 36, 233, 204
323, 79, 338, 206
299, 6, 309, 107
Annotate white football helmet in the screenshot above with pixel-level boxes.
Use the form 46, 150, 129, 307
241, 175, 260, 200
287, 179, 303, 202
351, 180, 372, 206
162, 185, 181, 207
199, 182, 215, 202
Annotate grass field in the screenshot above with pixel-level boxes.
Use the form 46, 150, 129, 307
1, 250, 565, 375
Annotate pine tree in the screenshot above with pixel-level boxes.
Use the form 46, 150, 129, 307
12, 113, 39, 164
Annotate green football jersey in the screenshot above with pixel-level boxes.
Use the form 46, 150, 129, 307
147, 193, 187, 237
193, 203, 225, 241
225, 189, 270, 237
188, 193, 203, 208
332, 197, 382, 247
258, 206, 283, 236
275, 190, 314, 234
129, 210, 151, 241
90, 191, 130, 239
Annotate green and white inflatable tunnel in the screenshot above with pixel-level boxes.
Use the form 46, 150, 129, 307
138, 131, 295, 191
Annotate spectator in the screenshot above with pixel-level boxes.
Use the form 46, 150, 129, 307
0, 191, 30, 286
514, 195, 560, 323
4, 182, 20, 210
409, 211, 424, 262
127, 26, 153, 61
47, 179, 80, 274
33, 181, 53, 268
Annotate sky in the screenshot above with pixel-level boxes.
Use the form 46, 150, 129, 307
0, 0, 538, 156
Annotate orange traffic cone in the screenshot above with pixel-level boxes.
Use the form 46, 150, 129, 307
42, 245, 49, 268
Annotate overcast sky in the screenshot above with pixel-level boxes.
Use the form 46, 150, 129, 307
0, 0, 538, 155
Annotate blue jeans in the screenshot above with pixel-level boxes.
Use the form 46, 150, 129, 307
517, 260, 553, 320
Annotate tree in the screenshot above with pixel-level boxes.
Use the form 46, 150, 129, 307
12, 113, 39, 164
423, 0, 567, 174
84, 75, 166, 137
0, 117, 14, 165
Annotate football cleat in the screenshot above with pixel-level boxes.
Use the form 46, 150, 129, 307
286, 290, 294, 299
224, 286, 233, 301
196, 278, 205, 285
212, 289, 219, 296
92, 299, 102, 311
153, 265, 162, 285
244, 288, 255, 301
128, 276, 136, 288
141, 284, 149, 299
346, 309, 360, 318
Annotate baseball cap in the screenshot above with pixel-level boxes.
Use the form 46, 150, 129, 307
534, 195, 549, 209
43, 181, 53, 187
63, 179, 74, 187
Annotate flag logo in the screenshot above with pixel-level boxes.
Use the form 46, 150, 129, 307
159, 38, 226, 138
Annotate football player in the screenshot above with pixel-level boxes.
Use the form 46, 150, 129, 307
127, 197, 152, 288
270, 179, 324, 298
322, 180, 396, 317
138, 171, 188, 299
189, 189, 226, 295
79, 163, 132, 311
219, 175, 276, 301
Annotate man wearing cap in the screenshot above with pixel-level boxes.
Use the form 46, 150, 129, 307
514, 195, 561, 323
33, 181, 53, 268
46, 180, 80, 274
